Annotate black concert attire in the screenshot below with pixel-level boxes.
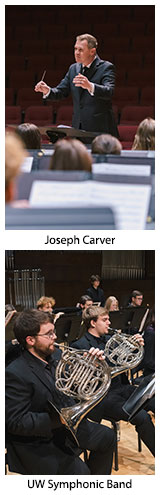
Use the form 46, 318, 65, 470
45, 56, 118, 135
72, 332, 155, 456
86, 285, 105, 306
6, 348, 115, 475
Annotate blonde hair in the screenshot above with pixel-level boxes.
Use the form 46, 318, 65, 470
82, 306, 108, 329
37, 296, 56, 309
5, 133, 26, 189
132, 118, 155, 151
105, 296, 119, 311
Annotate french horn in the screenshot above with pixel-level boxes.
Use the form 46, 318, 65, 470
52, 333, 144, 445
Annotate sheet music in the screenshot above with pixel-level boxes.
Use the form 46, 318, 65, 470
92, 163, 151, 176
29, 180, 151, 230
20, 156, 33, 173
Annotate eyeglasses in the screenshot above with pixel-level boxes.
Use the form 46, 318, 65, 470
36, 331, 56, 340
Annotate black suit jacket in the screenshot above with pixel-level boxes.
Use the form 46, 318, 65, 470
5, 349, 82, 474
47, 56, 118, 135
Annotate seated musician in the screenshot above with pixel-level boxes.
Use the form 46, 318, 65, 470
37, 295, 56, 314
37, 296, 64, 322
5, 133, 29, 208
5, 309, 115, 475
71, 306, 155, 457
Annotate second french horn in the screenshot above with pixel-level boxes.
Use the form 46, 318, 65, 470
53, 333, 144, 445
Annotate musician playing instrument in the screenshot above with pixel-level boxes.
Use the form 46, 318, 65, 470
71, 306, 155, 456
5, 309, 115, 475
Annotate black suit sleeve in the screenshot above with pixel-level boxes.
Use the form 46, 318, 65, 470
94, 64, 115, 101
5, 368, 61, 438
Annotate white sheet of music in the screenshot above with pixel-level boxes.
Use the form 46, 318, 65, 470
29, 180, 151, 230
92, 163, 151, 176
20, 156, 33, 173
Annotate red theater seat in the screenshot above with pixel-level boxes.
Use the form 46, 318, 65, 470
5, 106, 22, 125
5, 88, 15, 105
56, 106, 73, 126
127, 69, 155, 87
16, 88, 42, 111
112, 87, 139, 111
120, 105, 154, 125
118, 125, 138, 150
24, 106, 53, 126
119, 21, 145, 36
140, 87, 155, 106
9, 70, 36, 91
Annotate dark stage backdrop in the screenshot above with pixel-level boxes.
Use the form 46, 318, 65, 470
5, 251, 155, 309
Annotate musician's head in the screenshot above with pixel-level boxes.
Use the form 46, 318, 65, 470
132, 117, 155, 151
90, 274, 101, 289
37, 296, 56, 314
105, 296, 119, 312
82, 306, 110, 336
74, 34, 98, 65
92, 134, 122, 155
14, 309, 56, 358
15, 123, 41, 150
50, 138, 92, 172
5, 132, 26, 203
131, 290, 143, 307
78, 294, 93, 310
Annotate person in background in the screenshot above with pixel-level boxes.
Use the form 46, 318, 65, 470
15, 123, 42, 150
105, 295, 119, 312
35, 33, 118, 136
49, 138, 92, 172
128, 290, 143, 307
37, 296, 64, 323
5, 133, 26, 204
132, 117, 155, 151
77, 295, 93, 312
91, 134, 122, 155
86, 274, 105, 306
37, 296, 56, 313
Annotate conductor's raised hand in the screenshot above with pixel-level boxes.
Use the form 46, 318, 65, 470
35, 80, 50, 95
73, 73, 92, 92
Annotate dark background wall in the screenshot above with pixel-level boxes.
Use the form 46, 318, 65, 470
5, 250, 155, 309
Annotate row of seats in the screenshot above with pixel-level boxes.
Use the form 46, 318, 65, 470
6, 21, 154, 41
6, 87, 154, 111
5, 52, 154, 73
5, 104, 154, 126
5, 68, 155, 90
6, 35, 154, 55
6, 5, 154, 24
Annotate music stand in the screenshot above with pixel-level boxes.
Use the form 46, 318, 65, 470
46, 126, 99, 145
109, 307, 150, 334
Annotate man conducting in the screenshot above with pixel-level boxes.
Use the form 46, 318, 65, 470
5, 309, 115, 475
72, 306, 155, 457
35, 34, 118, 135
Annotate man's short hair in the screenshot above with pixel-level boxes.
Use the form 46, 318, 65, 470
37, 296, 55, 309
76, 34, 98, 49
14, 309, 53, 348
79, 295, 93, 306
90, 274, 101, 284
82, 306, 108, 329
131, 290, 143, 299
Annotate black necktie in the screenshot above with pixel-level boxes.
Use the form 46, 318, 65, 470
81, 66, 88, 75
